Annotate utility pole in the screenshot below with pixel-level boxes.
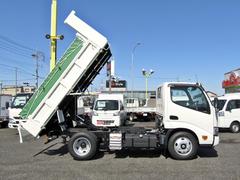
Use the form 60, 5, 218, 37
32, 52, 45, 88
46, 0, 64, 72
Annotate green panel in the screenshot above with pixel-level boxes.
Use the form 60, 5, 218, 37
20, 37, 84, 119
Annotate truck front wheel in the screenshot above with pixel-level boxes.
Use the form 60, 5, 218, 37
168, 132, 198, 160
68, 132, 97, 160
230, 122, 240, 133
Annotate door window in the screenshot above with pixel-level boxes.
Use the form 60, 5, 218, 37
171, 86, 210, 114
226, 100, 240, 111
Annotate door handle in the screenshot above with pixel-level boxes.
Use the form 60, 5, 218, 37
170, 115, 178, 120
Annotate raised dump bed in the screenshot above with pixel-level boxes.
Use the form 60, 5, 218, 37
19, 11, 111, 137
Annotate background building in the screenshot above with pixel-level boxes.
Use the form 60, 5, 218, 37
2, 85, 35, 96
222, 68, 240, 93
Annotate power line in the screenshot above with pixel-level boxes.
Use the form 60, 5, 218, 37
0, 63, 44, 79
0, 35, 35, 52
0, 45, 33, 59
0, 40, 34, 55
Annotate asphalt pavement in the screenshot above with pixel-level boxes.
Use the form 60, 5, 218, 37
0, 127, 239, 180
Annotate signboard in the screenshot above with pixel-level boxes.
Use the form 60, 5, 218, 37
222, 70, 240, 88
106, 80, 127, 88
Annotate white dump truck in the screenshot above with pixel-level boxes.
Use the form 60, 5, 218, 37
18, 11, 219, 160
91, 94, 127, 127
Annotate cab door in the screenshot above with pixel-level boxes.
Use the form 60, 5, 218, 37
166, 85, 215, 144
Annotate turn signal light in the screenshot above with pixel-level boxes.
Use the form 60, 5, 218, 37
202, 135, 208, 141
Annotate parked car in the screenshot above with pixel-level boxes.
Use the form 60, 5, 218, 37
217, 93, 240, 133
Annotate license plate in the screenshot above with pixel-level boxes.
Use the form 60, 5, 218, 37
97, 120, 114, 125
143, 113, 148, 116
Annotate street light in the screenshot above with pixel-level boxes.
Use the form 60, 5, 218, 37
142, 69, 154, 101
131, 42, 141, 97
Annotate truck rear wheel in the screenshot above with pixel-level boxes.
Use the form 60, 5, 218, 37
230, 122, 240, 133
168, 132, 198, 160
68, 132, 97, 160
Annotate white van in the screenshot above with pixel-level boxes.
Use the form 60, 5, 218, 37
91, 94, 127, 127
217, 93, 240, 133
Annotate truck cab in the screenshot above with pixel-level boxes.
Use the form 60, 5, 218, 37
91, 94, 126, 127
8, 93, 32, 128
216, 93, 240, 133
156, 82, 219, 148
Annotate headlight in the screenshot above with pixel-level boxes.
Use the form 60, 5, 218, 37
113, 112, 120, 116
93, 111, 98, 116
218, 111, 224, 117
8, 118, 15, 123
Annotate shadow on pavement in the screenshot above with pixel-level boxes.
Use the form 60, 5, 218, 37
219, 128, 232, 133
41, 143, 105, 160
33, 142, 218, 160
114, 149, 163, 159
44, 144, 68, 156
197, 147, 218, 158
33, 143, 59, 157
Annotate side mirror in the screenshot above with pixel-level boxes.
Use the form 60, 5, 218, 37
90, 105, 93, 110
5, 102, 9, 109
213, 98, 218, 109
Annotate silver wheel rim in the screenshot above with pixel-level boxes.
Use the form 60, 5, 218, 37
73, 137, 91, 157
174, 137, 193, 156
232, 124, 239, 132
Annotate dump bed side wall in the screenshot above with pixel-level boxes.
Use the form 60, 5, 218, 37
20, 11, 112, 137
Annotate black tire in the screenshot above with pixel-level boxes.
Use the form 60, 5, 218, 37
230, 122, 240, 133
168, 131, 198, 160
68, 132, 97, 160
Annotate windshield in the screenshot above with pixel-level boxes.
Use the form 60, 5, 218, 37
11, 94, 31, 108
216, 100, 227, 111
94, 100, 119, 111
